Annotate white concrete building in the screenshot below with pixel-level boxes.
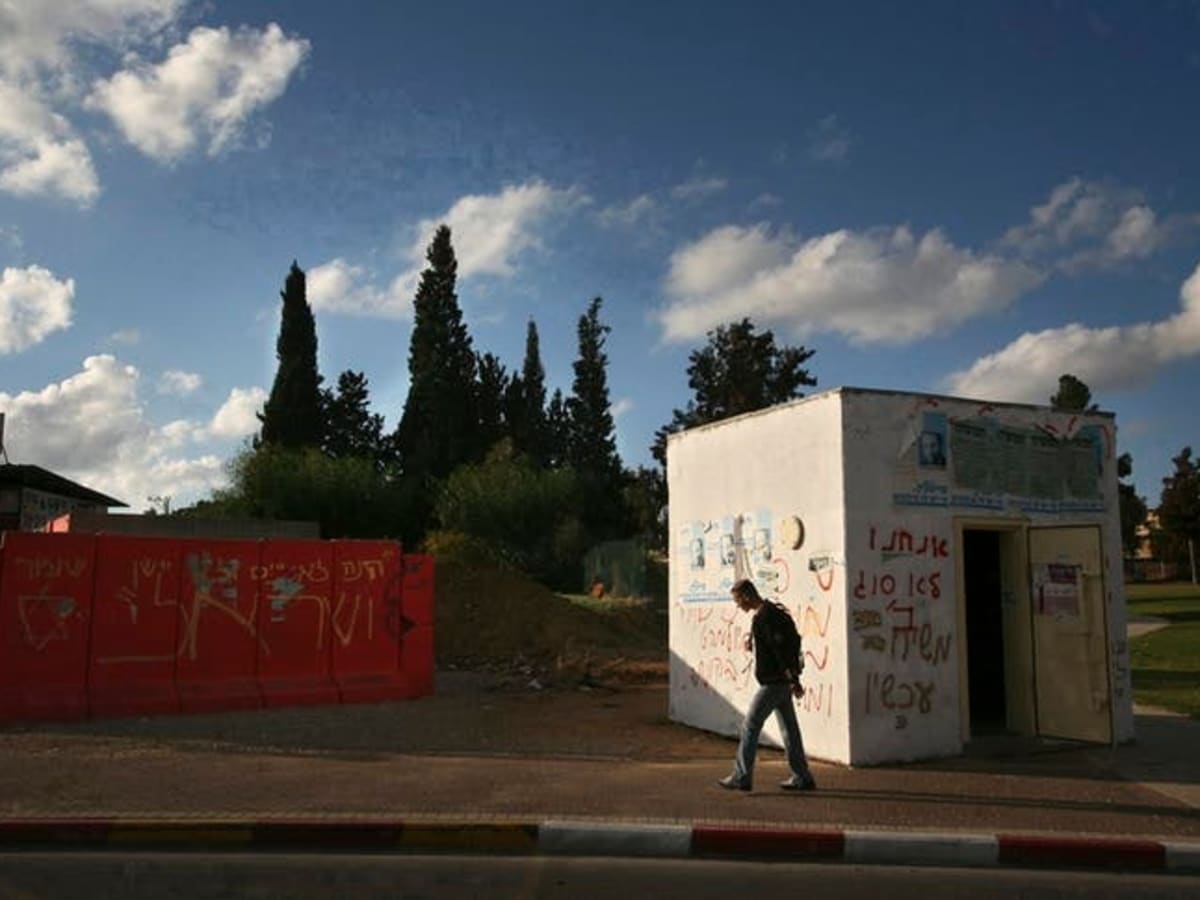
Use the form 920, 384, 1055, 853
666, 387, 1132, 765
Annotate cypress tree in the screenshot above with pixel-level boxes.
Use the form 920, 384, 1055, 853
508, 319, 550, 465
259, 261, 324, 449
476, 351, 510, 455
546, 388, 571, 469
566, 297, 621, 482
322, 370, 389, 465
395, 225, 479, 480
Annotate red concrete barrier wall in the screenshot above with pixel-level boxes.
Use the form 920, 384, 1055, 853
400, 554, 435, 698
0, 532, 96, 721
330, 540, 405, 703
175, 540, 263, 713
0, 531, 433, 724
255, 539, 339, 707
88, 535, 181, 718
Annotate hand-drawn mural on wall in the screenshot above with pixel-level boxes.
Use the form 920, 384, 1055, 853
893, 399, 1111, 514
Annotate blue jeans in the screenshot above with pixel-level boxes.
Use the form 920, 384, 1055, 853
732, 682, 812, 787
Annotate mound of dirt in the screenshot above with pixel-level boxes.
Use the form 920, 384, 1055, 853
433, 557, 667, 685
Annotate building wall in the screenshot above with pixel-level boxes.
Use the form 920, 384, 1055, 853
667, 392, 851, 764
667, 387, 1132, 768
840, 390, 1131, 764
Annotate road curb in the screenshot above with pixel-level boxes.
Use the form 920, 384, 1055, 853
1, 818, 1197, 873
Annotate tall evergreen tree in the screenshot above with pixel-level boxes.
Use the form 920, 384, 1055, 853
1117, 452, 1148, 560
566, 297, 622, 482
507, 319, 550, 465
395, 225, 479, 480
259, 261, 324, 449
1050, 373, 1097, 411
476, 351, 511, 455
546, 388, 571, 468
322, 370, 389, 465
1158, 446, 1200, 580
652, 318, 816, 465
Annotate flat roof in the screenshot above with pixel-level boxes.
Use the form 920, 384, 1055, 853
666, 385, 1115, 445
0, 464, 127, 508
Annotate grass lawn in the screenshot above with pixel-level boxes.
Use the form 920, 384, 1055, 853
1126, 581, 1200, 719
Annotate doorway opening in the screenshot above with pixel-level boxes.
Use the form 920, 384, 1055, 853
963, 529, 1007, 734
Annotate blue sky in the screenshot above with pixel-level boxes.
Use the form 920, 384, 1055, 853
1, 0, 1199, 511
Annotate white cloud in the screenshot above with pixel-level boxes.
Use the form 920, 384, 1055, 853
412, 180, 584, 279
314, 181, 582, 319
108, 328, 141, 345
0, 355, 227, 505
598, 193, 657, 228
86, 22, 310, 162
0, 0, 184, 203
671, 176, 728, 201
944, 261, 1200, 403
1001, 178, 1196, 272
0, 224, 22, 252
611, 397, 634, 418
0, 81, 99, 204
158, 368, 202, 395
0, 264, 74, 353
659, 223, 1043, 345
0, 0, 183, 82
308, 258, 411, 318
807, 114, 852, 163
599, 177, 726, 231
207, 385, 265, 438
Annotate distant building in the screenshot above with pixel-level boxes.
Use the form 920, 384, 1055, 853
0, 464, 127, 532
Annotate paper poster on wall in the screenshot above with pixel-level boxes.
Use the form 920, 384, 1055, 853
719, 516, 736, 568
1036, 563, 1081, 617
918, 412, 948, 468
688, 523, 706, 570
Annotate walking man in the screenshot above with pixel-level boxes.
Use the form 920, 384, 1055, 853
718, 578, 817, 792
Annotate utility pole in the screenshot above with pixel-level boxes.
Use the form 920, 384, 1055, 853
1190, 537, 1197, 585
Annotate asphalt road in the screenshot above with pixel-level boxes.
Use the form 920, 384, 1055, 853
2, 853, 1199, 899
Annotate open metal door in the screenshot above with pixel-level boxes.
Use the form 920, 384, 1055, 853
1028, 526, 1112, 743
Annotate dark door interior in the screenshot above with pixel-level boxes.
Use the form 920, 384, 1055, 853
963, 529, 1007, 733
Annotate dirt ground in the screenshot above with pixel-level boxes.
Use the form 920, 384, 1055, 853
433, 555, 669, 685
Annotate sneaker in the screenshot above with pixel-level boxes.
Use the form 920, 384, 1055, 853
779, 775, 817, 792
717, 775, 751, 792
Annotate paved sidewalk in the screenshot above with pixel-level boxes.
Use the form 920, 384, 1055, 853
1, 668, 1198, 873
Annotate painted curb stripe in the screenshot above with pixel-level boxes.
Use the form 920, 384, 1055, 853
540, 821, 691, 857
1165, 842, 1200, 872
845, 831, 998, 867
108, 826, 253, 847
0, 820, 114, 845
398, 824, 538, 852
691, 826, 844, 859
250, 824, 404, 849
0, 819, 1197, 873
997, 834, 1166, 870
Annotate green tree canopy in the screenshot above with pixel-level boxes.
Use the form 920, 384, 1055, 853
1050, 373, 1097, 412
652, 318, 816, 465
476, 351, 511, 455
1158, 446, 1200, 572
506, 319, 550, 465
395, 225, 479, 481
1117, 452, 1148, 559
434, 440, 586, 586
566, 297, 622, 482
259, 261, 324, 449
546, 388, 570, 468
321, 370, 390, 466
